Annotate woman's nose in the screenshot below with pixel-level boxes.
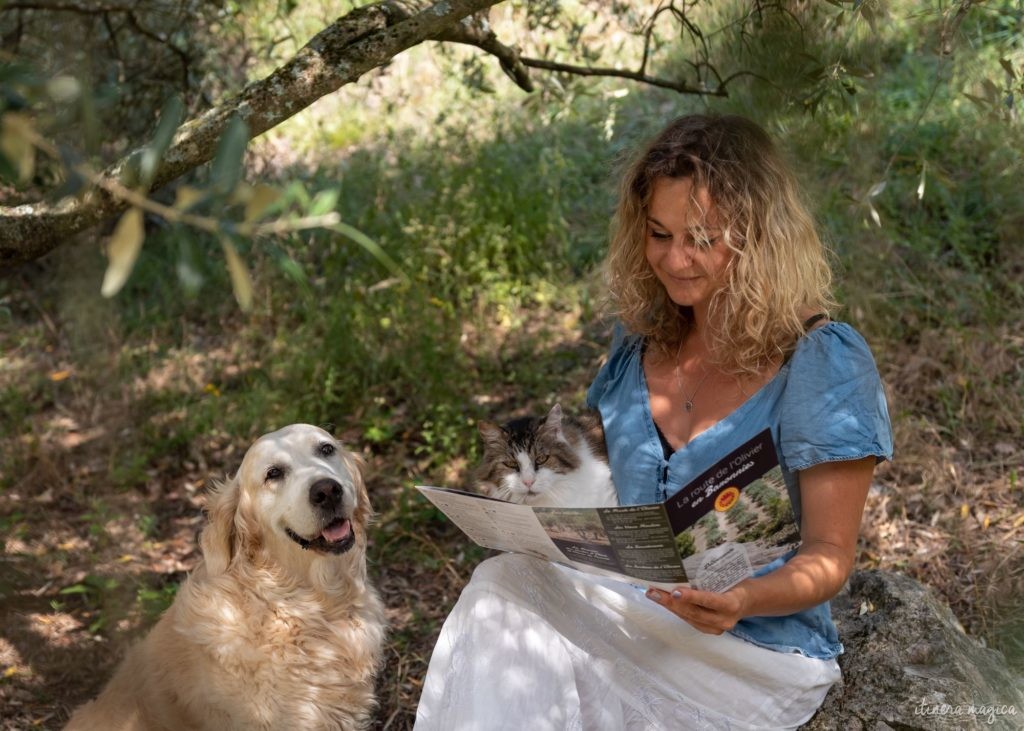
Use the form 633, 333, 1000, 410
664, 239, 695, 268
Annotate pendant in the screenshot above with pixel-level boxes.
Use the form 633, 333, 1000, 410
684, 400, 693, 412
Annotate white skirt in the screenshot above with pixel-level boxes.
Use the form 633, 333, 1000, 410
414, 554, 840, 731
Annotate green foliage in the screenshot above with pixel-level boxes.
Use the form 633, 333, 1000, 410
3, 0, 1021, 688
724, 500, 757, 533
0, 510, 27, 539
90, 101, 619, 475
746, 481, 793, 525
58, 574, 121, 634
137, 582, 180, 620
210, 117, 250, 196
697, 512, 724, 546
140, 96, 185, 187
675, 530, 696, 559
67, 0, 1020, 553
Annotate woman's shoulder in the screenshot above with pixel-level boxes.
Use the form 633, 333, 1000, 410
602, 322, 645, 369
586, 323, 644, 406
778, 320, 894, 471
789, 320, 879, 371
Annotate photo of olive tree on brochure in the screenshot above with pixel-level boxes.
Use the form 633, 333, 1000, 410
674, 465, 800, 562
660, 430, 802, 590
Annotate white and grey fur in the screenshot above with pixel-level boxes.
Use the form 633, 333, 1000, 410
475, 404, 618, 507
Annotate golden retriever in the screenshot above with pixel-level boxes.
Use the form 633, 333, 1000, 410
65, 424, 386, 731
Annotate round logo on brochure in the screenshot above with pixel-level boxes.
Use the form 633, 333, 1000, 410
714, 486, 740, 512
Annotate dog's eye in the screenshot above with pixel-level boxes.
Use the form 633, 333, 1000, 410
266, 466, 284, 481
318, 442, 336, 457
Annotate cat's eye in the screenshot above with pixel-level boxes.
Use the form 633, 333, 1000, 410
503, 460, 518, 470
535, 455, 549, 466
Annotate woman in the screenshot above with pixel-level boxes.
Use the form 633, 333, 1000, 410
415, 114, 893, 730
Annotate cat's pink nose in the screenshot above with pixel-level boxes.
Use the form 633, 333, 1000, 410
522, 477, 535, 488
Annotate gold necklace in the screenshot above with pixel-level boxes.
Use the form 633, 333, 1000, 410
673, 341, 712, 413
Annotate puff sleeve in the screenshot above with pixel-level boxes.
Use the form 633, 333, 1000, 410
778, 323, 894, 472
586, 323, 632, 409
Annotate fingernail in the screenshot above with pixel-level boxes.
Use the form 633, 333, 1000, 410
645, 588, 661, 601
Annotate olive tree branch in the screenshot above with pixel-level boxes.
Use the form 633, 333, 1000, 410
0, 0, 503, 266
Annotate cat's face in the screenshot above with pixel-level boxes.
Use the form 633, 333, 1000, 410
476, 405, 581, 504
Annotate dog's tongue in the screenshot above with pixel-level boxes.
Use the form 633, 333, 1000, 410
322, 519, 351, 543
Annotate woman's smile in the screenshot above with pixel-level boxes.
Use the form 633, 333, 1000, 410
644, 176, 732, 317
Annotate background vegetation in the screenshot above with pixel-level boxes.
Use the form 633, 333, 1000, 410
1, 1, 1022, 728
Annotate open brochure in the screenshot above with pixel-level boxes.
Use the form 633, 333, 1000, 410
416, 429, 800, 592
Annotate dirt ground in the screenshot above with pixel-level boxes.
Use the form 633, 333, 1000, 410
1, 290, 1021, 730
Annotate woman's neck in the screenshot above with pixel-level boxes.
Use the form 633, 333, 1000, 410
692, 297, 713, 329
680, 318, 714, 364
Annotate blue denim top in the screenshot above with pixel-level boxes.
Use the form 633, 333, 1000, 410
586, 321, 894, 659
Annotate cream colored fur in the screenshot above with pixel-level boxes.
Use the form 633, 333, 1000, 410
65, 424, 386, 731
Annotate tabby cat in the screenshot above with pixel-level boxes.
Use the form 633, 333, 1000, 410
475, 404, 619, 507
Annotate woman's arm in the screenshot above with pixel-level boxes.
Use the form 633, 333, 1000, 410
645, 456, 875, 634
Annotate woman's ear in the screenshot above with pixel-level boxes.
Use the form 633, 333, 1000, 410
200, 474, 240, 575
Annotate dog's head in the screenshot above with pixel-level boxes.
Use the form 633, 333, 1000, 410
201, 424, 370, 579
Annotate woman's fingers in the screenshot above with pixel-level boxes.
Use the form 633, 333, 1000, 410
645, 586, 740, 634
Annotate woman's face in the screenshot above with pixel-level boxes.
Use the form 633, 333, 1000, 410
644, 176, 733, 314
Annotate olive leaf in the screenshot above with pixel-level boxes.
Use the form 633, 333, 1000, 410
328, 221, 404, 279
101, 207, 145, 297
139, 95, 185, 187
173, 185, 205, 211
220, 236, 253, 311
244, 183, 281, 222
210, 116, 249, 196
0, 112, 36, 183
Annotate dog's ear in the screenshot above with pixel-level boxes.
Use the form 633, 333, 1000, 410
342, 449, 372, 528
200, 474, 240, 576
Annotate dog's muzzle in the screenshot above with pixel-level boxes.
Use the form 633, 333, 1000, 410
285, 479, 356, 554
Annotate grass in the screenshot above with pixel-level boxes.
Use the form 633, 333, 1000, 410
1, 1, 1023, 728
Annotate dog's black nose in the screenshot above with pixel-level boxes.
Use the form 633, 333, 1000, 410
309, 479, 343, 511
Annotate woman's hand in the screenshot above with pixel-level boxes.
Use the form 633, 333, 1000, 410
644, 583, 751, 634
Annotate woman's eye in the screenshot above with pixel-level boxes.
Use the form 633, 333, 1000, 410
266, 466, 284, 481
318, 442, 336, 457
535, 455, 549, 467
693, 233, 721, 250
648, 229, 672, 241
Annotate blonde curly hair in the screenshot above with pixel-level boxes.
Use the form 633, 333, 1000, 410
605, 113, 835, 375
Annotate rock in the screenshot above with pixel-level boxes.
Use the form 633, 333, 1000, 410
802, 570, 1024, 731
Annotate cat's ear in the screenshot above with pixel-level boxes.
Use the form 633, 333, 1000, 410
478, 421, 505, 449
541, 403, 567, 441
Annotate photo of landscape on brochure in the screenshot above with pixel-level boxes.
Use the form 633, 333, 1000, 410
663, 430, 801, 591
416, 430, 801, 591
